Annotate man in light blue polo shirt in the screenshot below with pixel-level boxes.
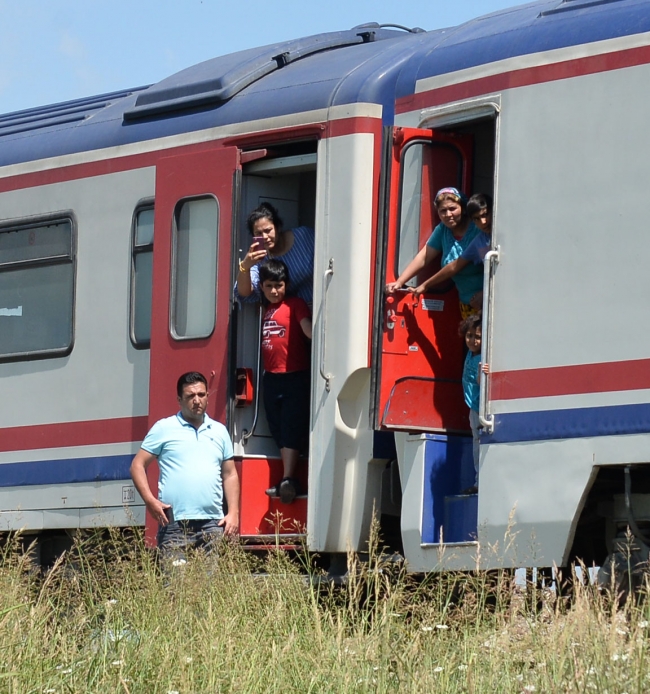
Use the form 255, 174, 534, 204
130, 371, 239, 560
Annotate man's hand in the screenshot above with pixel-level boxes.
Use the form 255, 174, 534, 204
218, 511, 240, 537
146, 499, 172, 526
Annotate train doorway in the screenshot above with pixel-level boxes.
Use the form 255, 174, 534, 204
231, 140, 318, 543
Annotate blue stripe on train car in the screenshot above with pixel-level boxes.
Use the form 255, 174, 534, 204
483, 402, 650, 445
0, 455, 133, 487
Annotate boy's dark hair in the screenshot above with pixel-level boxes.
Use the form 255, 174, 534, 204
259, 258, 290, 285
177, 371, 208, 398
466, 193, 493, 218
246, 202, 284, 234
458, 313, 482, 337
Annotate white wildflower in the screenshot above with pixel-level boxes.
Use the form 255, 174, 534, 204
523, 686, 536, 693
433, 666, 443, 673
421, 626, 434, 632
436, 624, 449, 630
167, 691, 180, 694
373, 667, 379, 671
616, 628, 627, 635
111, 660, 124, 666
184, 657, 193, 663
44, 690, 56, 694
457, 664, 468, 671
172, 558, 187, 567
107, 599, 118, 605
611, 654, 620, 661
639, 620, 649, 628
516, 674, 524, 681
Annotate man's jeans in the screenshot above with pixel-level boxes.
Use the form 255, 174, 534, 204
157, 518, 224, 565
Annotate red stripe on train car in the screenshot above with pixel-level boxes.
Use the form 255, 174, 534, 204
397, 44, 650, 114
0, 416, 149, 453
0, 116, 380, 194
490, 358, 650, 401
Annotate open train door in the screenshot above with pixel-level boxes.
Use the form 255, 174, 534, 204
373, 127, 473, 433
145, 145, 240, 543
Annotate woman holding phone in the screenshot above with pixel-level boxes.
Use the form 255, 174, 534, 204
236, 202, 314, 305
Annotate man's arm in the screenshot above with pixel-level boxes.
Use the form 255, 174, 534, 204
130, 448, 171, 526
219, 458, 240, 536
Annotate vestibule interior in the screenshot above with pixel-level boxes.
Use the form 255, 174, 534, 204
230, 141, 317, 457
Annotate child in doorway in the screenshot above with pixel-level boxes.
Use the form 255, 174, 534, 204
411, 193, 493, 311
459, 313, 489, 494
259, 259, 312, 503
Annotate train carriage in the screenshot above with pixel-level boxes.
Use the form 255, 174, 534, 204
2, 0, 650, 578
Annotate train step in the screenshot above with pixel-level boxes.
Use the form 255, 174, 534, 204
442, 493, 478, 543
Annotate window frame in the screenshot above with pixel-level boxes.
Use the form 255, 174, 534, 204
0, 211, 76, 362
169, 194, 219, 341
394, 139, 465, 284
129, 199, 155, 349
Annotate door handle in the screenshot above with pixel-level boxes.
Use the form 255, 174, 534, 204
319, 258, 334, 392
479, 246, 500, 433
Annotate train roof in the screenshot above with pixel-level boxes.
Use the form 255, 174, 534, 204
1, 0, 649, 167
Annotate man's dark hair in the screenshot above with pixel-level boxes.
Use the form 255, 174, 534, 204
246, 202, 284, 234
466, 193, 493, 218
458, 313, 482, 337
259, 258, 290, 285
177, 371, 208, 398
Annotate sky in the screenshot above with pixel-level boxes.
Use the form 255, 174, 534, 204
0, 0, 525, 115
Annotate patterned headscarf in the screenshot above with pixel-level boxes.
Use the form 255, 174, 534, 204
434, 187, 467, 206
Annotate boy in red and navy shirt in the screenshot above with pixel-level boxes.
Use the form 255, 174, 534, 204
259, 259, 312, 503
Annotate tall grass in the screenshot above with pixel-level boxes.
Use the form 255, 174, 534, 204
1, 528, 650, 693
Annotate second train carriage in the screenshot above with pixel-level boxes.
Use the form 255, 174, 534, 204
2, 0, 650, 576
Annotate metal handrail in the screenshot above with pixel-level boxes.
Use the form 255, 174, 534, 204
319, 258, 334, 391
241, 303, 264, 444
479, 246, 500, 432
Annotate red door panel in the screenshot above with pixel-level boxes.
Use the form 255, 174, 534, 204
145, 145, 239, 543
378, 127, 473, 433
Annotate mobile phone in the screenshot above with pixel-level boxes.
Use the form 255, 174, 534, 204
252, 236, 265, 250
163, 506, 174, 524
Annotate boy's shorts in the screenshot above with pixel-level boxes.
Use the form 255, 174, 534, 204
263, 369, 310, 451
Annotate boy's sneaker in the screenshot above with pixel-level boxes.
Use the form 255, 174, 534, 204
265, 483, 280, 498
279, 477, 300, 504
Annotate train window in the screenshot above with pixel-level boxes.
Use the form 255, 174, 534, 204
171, 196, 218, 339
130, 204, 154, 347
0, 216, 74, 360
397, 143, 426, 285
395, 138, 466, 286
